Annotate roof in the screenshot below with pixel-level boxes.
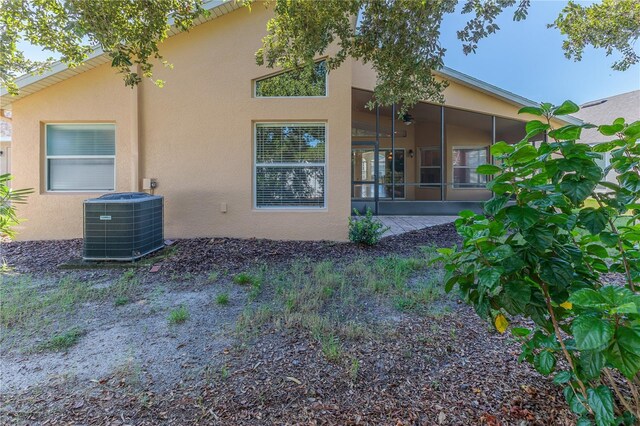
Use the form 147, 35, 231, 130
0, 0, 241, 109
573, 90, 640, 144
0, 1, 586, 126
435, 66, 582, 125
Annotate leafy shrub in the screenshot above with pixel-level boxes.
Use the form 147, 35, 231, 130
348, 208, 389, 245
437, 101, 640, 425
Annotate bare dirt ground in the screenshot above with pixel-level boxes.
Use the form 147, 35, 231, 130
0, 224, 574, 425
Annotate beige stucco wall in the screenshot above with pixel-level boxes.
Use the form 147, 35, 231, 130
11, 5, 352, 241
11, 65, 133, 240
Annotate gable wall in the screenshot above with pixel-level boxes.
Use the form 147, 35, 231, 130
11, 5, 352, 241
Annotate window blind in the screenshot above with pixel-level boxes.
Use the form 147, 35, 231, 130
46, 123, 115, 191
255, 124, 326, 208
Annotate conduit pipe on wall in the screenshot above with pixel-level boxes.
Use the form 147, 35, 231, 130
130, 65, 140, 192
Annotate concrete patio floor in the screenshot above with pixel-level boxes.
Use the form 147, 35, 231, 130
378, 215, 458, 237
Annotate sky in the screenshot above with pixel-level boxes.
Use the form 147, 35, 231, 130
438, 0, 640, 105
17, 0, 640, 106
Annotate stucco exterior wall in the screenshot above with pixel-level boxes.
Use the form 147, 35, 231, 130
11, 65, 133, 240
11, 5, 352, 241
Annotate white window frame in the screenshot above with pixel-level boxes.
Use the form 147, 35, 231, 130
418, 147, 441, 188
452, 145, 490, 189
45, 123, 116, 193
254, 122, 328, 210
253, 60, 329, 99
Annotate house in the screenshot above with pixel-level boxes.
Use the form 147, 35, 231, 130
0, 0, 578, 242
573, 90, 640, 184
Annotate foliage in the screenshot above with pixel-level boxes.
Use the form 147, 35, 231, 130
437, 101, 640, 424
1, 0, 208, 95
4, 1, 637, 111
38, 328, 85, 352
255, 60, 327, 97
0, 173, 33, 239
348, 208, 389, 246
551, 0, 640, 71
253, 0, 638, 114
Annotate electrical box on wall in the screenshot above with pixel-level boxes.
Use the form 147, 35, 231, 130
142, 178, 157, 190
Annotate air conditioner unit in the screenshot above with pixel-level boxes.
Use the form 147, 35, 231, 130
83, 192, 164, 261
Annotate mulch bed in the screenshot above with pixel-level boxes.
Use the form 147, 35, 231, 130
2, 223, 461, 275
1, 309, 574, 425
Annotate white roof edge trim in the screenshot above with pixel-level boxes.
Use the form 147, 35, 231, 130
436, 66, 583, 126
0, 0, 236, 102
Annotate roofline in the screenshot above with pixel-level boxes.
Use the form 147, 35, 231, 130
0, 0, 239, 107
435, 66, 583, 126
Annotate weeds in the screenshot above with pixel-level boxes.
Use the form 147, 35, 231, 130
114, 296, 130, 306
37, 328, 85, 352
216, 292, 230, 306
168, 306, 189, 324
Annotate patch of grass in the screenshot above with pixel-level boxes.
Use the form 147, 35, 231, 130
38, 328, 85, 352
1, 276, 95, 329
207, 270, 220, 282
318, 333, 342, 363
349, 357, 360, 381
168, 306, 189, 324
216, 292, 230, 306
114, 296, 130, 306
233, 272, 258, 286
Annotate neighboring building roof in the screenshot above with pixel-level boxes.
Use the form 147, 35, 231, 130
573, 90, 640, 144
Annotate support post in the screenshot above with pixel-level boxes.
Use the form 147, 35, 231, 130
391, 103, 396, 201
440, 106, 445, 202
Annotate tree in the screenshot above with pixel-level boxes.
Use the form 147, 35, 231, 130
551, 0, 640, 72
1, 0, 638, 111
0, 0, 208, 95
437, 103, 640, 425
0, 173, 33, 268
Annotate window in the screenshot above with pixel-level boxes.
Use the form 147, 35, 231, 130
46, 123, 115, 192
255, 61, 327, 97
255, 123, 326, 208
419, 147, 441, 187
452, 146, 489, 189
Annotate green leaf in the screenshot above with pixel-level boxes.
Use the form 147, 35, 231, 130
605, 326, 640, 379
483, 195, 509, 216
570, 289, 606, 308
511, 327, 531, 337
525, 120, 550, 137
619, 172, 640, 192
561, 178, 596, 204
553, 100, 580, 116
579, 208, 608, 235
534, 350, 556, 375
587, 386, 615, 426
540, 258, 573, 288
553, 370, 572, 385
599, 231, 619, 247
572, 315, 614, 350
511, 145, 538, 164
490, 141, 515, 156
518, 106, 544, 116
564, 386, 588, 415
501, 280, 531, 314
576, 417, 593, 426
505, 205, 539, 229
598, 124, 624, 136
623, 121, 640, 138
580, 350, 606, 379
486, 244, 514, 262
524, 226, 554, 250
585, 244, 608, 259
549, 125, 582, 141
476, 164, 501, 175
478, 268, 501, 291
